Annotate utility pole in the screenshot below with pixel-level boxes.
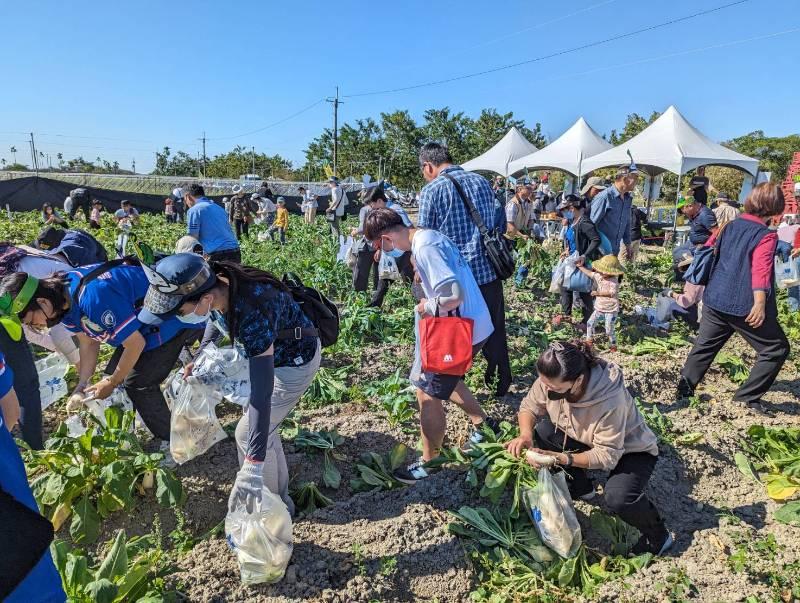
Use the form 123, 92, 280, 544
199, 132, 207, 178
29, 132, 39, 175
326, 87, 342, 178
132, 158, 136, 174
252, 146, 256, 175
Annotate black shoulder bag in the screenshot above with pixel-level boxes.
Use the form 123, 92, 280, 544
442, 173, 515, 280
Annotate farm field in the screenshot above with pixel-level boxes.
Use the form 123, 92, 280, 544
3, 210, 799, 603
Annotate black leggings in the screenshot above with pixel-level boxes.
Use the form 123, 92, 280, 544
560, 289, 594, 324
535, 415, 667, 546
234, 219, 250, 240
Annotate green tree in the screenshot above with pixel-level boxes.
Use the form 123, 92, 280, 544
608, 111, 661, 145
380, 110, 422, 188
465, 109, 545, 159
421, 107, 473, 164
724, 130, 800, 181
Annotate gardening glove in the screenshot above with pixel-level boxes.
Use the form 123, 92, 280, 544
228, 460, 264, 514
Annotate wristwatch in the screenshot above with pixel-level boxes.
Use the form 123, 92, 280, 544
563, 452, 574, 467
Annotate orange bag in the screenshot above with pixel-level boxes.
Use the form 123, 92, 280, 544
419, 309, 474, 375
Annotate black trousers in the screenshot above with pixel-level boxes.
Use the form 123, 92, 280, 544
105, 328, 197, 441
353, 248, 378, 293
680, 304, 789, 404
69, 201, 91, 222
560, 289, 594, 324
370, 251, 414, 308
536, 415, 667, 546
207, 248, 242, 263
0, 328, 43, 449
478, 278, 512, 396
234, 219, 250, 240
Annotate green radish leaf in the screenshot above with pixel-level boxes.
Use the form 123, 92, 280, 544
389, 443, 408, 471
734, 452, 760, 483
155, 469, 184, 507
70, 494, 101, 544
773, 500, 800, 526
96, 529, 128, 581
65, 551, 90, 592
675, 432, 704, 445
84, 578, 118, 603
322, 455, 341, 489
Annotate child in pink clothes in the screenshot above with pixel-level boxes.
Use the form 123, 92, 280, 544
577, 255, 624, 351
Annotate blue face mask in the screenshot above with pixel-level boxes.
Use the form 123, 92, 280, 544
564, 211, 574, 221
381, 237, 405, 258
177, 299, 210, 324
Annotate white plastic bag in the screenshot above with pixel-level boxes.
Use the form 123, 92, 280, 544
774, 256, 800, 289
524, 468, 582, 558
378, 252, 401, 281
35, 353, 69, 410
225, 488, 294, 585
190, 343, 250, 406
336, 236, 354, 264
165, 370, 227, 465
549, 258, 566, 294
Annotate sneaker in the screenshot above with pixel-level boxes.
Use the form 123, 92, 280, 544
675, 377, 695, 401
631, 531, 674, 556
657, 532, 675, 556
465, 417, 501, 449
159, 440, 177, 469
737, 399, 772, 416
393, 459, 434, 484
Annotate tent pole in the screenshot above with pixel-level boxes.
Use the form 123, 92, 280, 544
671, 163, 683, 248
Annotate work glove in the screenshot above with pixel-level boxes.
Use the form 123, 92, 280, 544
228, 460, 264, 514
66, 392, 87, 413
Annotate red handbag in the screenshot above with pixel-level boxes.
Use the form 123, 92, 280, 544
419, 308, 474, 376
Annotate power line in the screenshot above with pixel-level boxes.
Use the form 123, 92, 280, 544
344, 0, 751, 98
206, 98, 326, 141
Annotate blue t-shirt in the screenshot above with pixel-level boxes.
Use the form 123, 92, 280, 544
565, 225, 577, 254
0, 353, 66, 603
186, 198, 239, 254
211, 279, 317, 367
61, 265, 200, 351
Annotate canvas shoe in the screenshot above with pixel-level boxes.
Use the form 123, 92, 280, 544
393, 459, 437, 484
464, 417, 502, 450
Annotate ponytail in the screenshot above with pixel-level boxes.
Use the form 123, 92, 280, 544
0, 271, 69, 319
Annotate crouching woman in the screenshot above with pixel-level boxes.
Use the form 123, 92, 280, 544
505, 340, 672, 555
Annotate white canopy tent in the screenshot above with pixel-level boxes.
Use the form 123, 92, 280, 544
460, 127, 539, 177
507, 117, 612, 178
580, 105, 760, 178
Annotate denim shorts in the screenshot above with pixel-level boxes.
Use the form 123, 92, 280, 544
410, 339, 486, 400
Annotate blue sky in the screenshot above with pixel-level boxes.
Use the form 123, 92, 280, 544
0, 0, 797, 173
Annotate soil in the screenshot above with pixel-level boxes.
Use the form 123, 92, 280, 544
40, 248, 800, 603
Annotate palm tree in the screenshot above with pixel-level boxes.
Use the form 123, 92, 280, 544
10, 146, 17, 164
1, 158, 6, 169
57, 152, 63, 169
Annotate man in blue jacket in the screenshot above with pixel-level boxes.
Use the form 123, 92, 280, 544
590, 165, 639, 258
184, 184, 240, 263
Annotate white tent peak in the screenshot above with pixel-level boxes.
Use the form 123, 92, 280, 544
581, 105, 759, 177
460, 127, 539, 177
507, 117, 612, 177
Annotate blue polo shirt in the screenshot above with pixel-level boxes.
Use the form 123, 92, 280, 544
186, 198, 239, 254
61, 265, 200, 351
0, 354, 66, 603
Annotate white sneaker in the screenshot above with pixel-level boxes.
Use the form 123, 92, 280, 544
657, 532, 675, 556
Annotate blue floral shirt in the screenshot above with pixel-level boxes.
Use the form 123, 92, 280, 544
214, 280, 316, 367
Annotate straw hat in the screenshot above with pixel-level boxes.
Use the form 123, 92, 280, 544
592, 254, 625, 275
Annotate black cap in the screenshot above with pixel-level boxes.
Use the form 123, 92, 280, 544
36, 226, 66, 250
138, 253, 216, 324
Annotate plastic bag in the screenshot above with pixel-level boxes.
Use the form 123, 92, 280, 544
549, 258, 566, 294
35, 353, 69, 410
774, 256, 800, 289
189, 343, 250, 406
225, 488, 294, 585
345, 238, 360, 269
378, 253, 401, 281
523, 468, 582, 558
165, 370, 227, 465
336, 236, 354, 264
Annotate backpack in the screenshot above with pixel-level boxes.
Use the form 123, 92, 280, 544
53, 229, 109, 267
70, 188, 90, 204
282, 272, 339, 347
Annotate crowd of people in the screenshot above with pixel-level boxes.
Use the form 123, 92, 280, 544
1, 139, 798, 599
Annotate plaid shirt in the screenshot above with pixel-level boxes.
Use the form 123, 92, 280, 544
418, 165, 501, 285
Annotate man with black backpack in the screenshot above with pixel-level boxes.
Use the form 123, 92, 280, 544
417, 142, 512, 397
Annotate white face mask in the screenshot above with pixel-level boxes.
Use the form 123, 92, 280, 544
177, 298, 211, 324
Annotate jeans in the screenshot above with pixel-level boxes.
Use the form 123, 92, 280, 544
207, 248, 242, 263
0, 328, 43, 449
268, 226, 286, 244
329, 215, 342, 241
235, 342, 321, 515
478, 279, 512, 396
514, 265, 528, 287
788, 286, 800, 312
535, 415, 667, 547
680, 303, 789, 404
104, 328, 198, 441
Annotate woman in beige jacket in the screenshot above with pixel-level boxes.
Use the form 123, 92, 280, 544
505, 340, 672, 555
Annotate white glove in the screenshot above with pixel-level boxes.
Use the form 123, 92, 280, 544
228, 460, 264, 514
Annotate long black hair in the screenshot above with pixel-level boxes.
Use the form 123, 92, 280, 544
536, 339, 598, 382
0, 271, 70, 320
186, 261, 288, 340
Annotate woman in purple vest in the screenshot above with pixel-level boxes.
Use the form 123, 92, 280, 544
676, 184, 789, 414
